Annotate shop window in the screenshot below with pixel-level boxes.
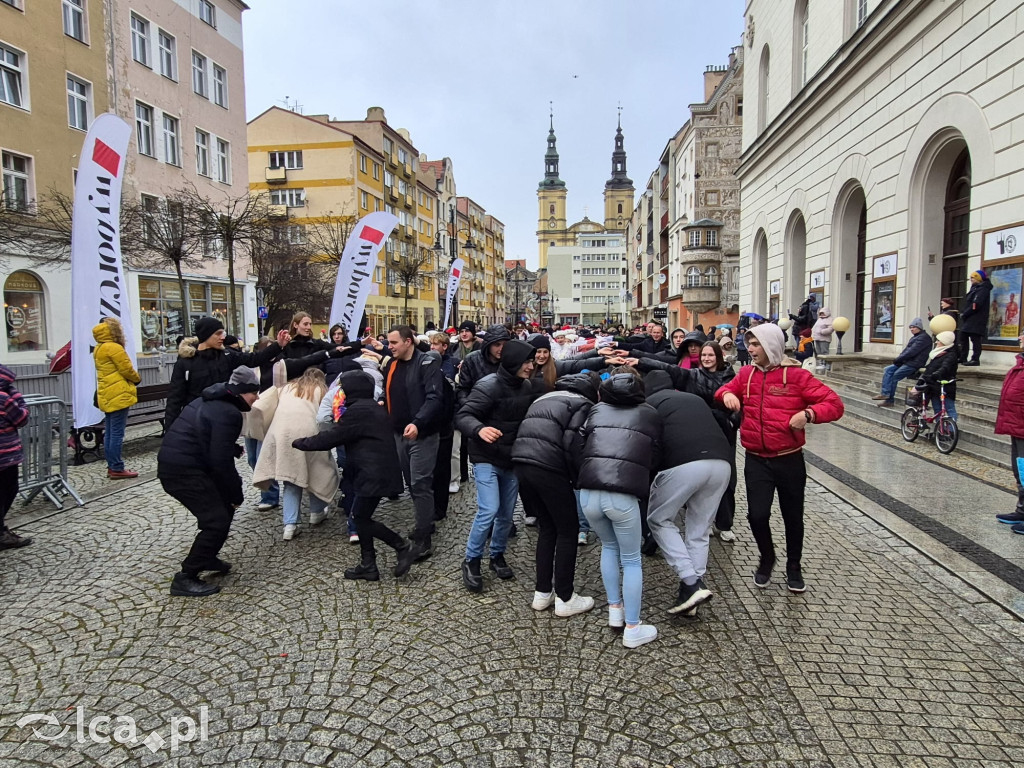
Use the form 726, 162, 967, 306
4, 270, 47, 351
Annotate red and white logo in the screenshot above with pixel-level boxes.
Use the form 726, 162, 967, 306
361, 226, 384, 245
92, 140, 122, 177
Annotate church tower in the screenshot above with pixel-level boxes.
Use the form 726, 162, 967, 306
537, 113, 568, 270
603, 113, 634, 232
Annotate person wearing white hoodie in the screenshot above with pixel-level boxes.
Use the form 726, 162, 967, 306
811, 308, 835, 369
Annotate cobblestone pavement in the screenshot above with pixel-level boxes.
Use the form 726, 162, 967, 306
2, 443, 1024, 767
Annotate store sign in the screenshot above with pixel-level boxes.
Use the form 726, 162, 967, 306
873, 253, 897, 279
984, 223, 1024, 260
653, 307, 668, 319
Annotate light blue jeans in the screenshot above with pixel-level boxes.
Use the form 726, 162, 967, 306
282, 481, 328, 527
104, 407, 129, 471
245, 437, 279, 506
581, 489, 644, 625
465, 463, 519, 559
575, 489, 590, 533
931, 395, 958, 421
881, 364, 918, 400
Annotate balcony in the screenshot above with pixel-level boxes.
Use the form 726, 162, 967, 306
265, 167, 287, 184
387, 185, 399, 201
660, 175, 669, 198
680, 283, 721, 314
402, 161, 413, 178
267, 204, 288, 219
660, 211, 669, 232
401, 224, 413, 239
403, 193, 413, 209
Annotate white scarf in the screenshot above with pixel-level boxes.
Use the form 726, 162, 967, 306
927, 345, 950, 362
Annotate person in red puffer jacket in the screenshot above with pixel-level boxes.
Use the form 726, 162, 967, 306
716, 323, 844, 593
994, 331, 1024, 536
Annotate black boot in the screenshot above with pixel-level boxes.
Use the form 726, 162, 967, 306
462, 557, 483, 592
394, 540, 418, 577
489, 553, 514, 580
414, 536, 433, 562
170, 572, 221, 597
202, 558, 232, 575
345, 556, 380, 581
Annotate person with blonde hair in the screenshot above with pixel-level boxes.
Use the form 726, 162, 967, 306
253, 367, 339, 540
93, 317, 141, 479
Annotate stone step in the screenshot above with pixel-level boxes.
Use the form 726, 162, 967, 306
827, 376, 1002, 421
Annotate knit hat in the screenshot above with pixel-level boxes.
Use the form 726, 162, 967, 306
908, 317, 925, 331
194, 316, 224, 343
971, 269, 987, 281
458, 320, 477, 334
936, 330, 956, 347
226, 366, 260, 395
499, 339, 536, 373
528, 334, 551, 351
223, 334, 239, 347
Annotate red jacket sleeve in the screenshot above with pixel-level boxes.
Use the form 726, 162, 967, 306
715, 367, 747, 404
800, 374, 845, 424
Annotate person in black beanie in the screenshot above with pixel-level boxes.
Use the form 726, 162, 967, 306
454, 320, 482, 362
159, 366, 261, 597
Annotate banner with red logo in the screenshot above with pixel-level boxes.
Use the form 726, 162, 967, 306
329, 212, 398, 336
444, 258, 465, 330
70, 114, 134, 429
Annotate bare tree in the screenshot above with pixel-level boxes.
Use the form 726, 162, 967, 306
389, 245, 435, 320
301, 209, 357, 266
247, 225, 333, 333
131, 190, 208, 315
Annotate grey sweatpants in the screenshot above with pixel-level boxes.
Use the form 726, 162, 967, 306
646, 460, 731, 581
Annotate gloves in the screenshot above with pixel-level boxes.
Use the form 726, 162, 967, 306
291, 438, 308, 451
327, 347, 346, 359
233, 443, 244, 459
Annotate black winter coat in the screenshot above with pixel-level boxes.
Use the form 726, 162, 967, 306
382, 348, 445, 435
621, 334, 671, 356
916, 347, 959, 400
893, 330, 933, 370
638, 357, 739, 436
456, 366, 539, 469
279, 334, 333, 360
960, 278, 993, 335
577, 374, 661, 499
157, 383, 248, 506
291, 372, 404, 498
512, 374, 598, 480
456, 325, 511, 406
164, 343, 281, 429
646, 389, 733, 470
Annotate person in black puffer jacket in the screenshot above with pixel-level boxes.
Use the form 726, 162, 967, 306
578, 370, 661, 649
292, 370, 409, 582
456, 324, 512, 407
278, 311, 334, 361
164, 317, 286, 430
959, 269, 993, 365
158, 366, 262, 598
428, 331, 459, 521
455, 339, 539, 592
513, 373, 600, 615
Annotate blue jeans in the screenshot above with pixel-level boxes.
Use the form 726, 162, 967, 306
245, 437, 279, 506
580, 489, 644, 625
465, 463, 519, 559
931, 395, 958, 421
104, 408, 129, 471
281, 481, 328, 526
881, 364, 918, 400
575, 489, 590, 533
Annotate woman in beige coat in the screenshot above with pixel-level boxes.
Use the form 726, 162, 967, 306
253, 368, 338, 540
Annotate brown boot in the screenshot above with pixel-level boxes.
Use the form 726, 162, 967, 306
107, 469, 139, 479
0, 529, 33, 549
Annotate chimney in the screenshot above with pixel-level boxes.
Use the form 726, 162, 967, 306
366, 106, 386, 123
704, 65, 728, 101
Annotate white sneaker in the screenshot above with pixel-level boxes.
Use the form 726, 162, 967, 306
532, 591, 555, 611
282, 524, 297, 541
448, 480, 460, 494
348, 533, 359, 544
577, 531, 588, 546
524, 516, 538, 527
257, 502, 278, 512
608, 605, 625, 628
309, 510, 329, 526
719, 529, 736, 542
622, 623, 658, 649
555, 593, 595, 617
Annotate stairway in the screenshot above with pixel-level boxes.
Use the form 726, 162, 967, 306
818, 353, 1010, 465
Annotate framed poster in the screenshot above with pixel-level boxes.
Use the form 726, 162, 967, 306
769, 280, 780, 323
871, 279, 895, 343
808, 270, 825, 310
985, 264, 1023, 346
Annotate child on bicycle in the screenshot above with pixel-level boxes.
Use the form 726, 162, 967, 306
911, 330, 958, 420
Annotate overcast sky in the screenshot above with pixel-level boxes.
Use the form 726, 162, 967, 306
243, 0, 746, 269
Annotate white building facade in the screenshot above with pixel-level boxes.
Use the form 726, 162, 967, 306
738, 0, 1024, 359
548, 230, 629, 326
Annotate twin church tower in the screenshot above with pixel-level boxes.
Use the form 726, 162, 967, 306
536, 114, 635, 269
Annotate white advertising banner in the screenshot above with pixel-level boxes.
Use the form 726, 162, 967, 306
70, 114, 135, 429
443, 258, 465, 330
329, 212, 398, 334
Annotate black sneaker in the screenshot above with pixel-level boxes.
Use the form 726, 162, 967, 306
169, 572, 221, 597
753, 553, 776, 588
668, 579, 713, 614
996, 511, 1024, 525
489, 553, 514, 580
462, 557, 483, 592
640, 535, 659, 556
394, 540, 421, 577
413, 537, 433, 562
786, 566, 806, 593
344, 560, 380, 581
203, 558, 232, 575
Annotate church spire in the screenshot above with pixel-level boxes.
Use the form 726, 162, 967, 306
539, 104, 566, 191
605, 106, 632, 190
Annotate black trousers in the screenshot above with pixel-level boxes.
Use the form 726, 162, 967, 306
460, 446, 469, 483
1011, 438, 1024, 514
0, 465, 18, 530
958, 330, 983, 363
515, 464, 579, 601
744, 451, 806, 568
715, 431, 739, 532
160, 469, 235, 576
431, 431, 454, 520
352, 495, 403, 559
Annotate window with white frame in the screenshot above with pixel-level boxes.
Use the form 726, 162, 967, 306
195, 129, 210, 176
1, 0, 23, 8
2, 151, 31, 211
158, 30, 176, 80
66, 75, 89, 130
270, 188, 304, 207
688, 230, 701, 248
131, 14, 150, 67
686, 266, 702, 287
191, 51, 207, 98
359, 155, 367, 173
0, 43, 25, 108
215, 138, 229, 183
360, 190, 368, 209
372, 163, 380, 180
212, 64, 227, 107
135, 101, 154, 156
800, 1, 810, 87
273, 225, 305, 245
199, 0, 216, 27
162, 114, 180, 166
268, 150, 301, 169
63, 0, 85, 41
703, 266, 719, 287
707, 230, 717, 247
140, 193, 159, 244
857, 0, 868, 27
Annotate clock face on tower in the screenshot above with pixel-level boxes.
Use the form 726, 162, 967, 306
548, 217, 556, 228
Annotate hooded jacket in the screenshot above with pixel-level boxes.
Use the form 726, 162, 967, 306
157, 382, 250, 507
960, 277, 994, 335
637, 355, 738, 436
456, 324, 512, 407
291, 371, 404, 498
577, 374, 661, 499
0, 365, 29, 471
92, 321, 141, 413
916, 344, 959, 400
996, 353, 1024, 437
511, 373, 598, 480
715, 324, 844, 457
455, 339, 539, 468
811, 309, 834, 342
893, 322, 932, 369
645, 372, 733, 470
676, 330, 707, 368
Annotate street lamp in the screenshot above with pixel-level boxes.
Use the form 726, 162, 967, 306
433, 205, 478, 327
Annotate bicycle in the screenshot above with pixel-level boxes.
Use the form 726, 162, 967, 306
900, 378, 961, 454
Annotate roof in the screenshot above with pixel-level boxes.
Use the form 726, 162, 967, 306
420, 160, 444, 182
685, 218, 724, 228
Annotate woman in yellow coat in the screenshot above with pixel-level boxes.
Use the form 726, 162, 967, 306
93, 318, 141, 478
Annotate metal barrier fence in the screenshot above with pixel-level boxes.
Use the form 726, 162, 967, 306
18, 395, 84, 509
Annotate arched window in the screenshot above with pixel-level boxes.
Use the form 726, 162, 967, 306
942, 148, 971, 300
703, 266, 719, 287
758, 45, 771, 133
617, 203, 623, 214
4, 270, 47, 351
794, 0, 810, 92
549, 203, 555, 215
686, 266, 702, 288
